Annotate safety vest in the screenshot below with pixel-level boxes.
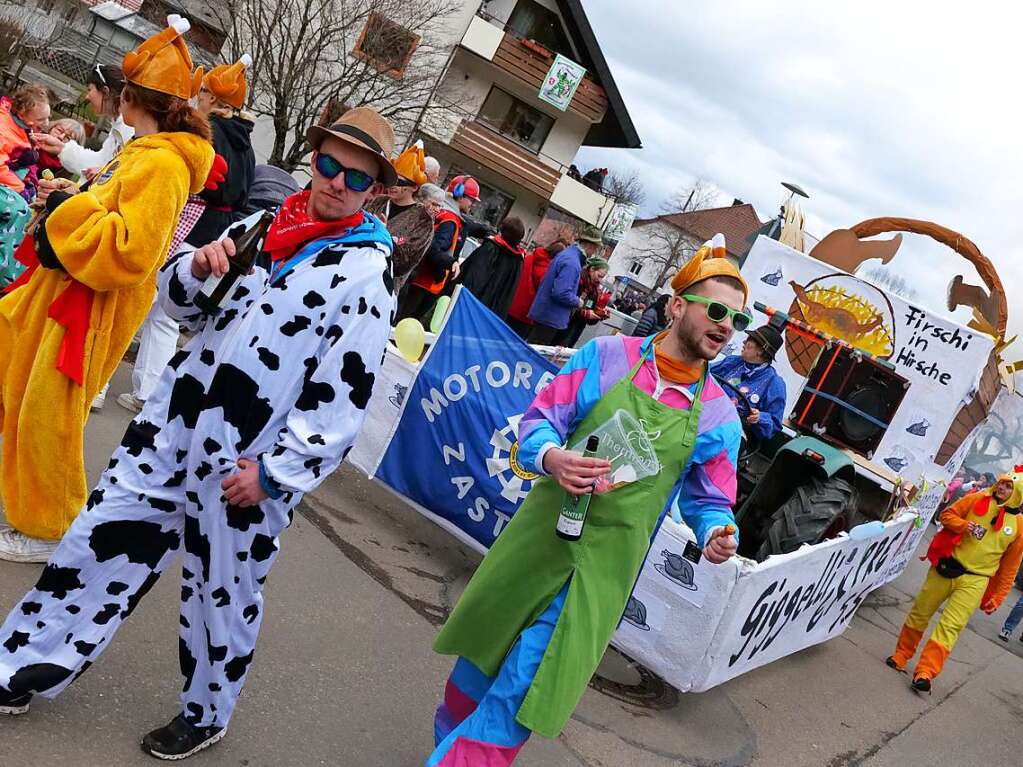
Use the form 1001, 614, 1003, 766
411, 208, 463, 295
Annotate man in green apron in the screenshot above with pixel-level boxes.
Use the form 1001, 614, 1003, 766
426, 234, 750, 766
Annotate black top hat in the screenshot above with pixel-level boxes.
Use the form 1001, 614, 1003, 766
747, 325, 783, 361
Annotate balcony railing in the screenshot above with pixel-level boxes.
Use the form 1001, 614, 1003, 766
450, 120, 562, 199
460, 14, 609, 124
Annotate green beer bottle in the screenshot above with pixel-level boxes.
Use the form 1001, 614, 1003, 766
556, 435, 601, 541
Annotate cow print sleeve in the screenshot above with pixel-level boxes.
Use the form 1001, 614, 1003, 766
158, 211, 269, 331
261, 247, 394, 494
158, 248, 206, 332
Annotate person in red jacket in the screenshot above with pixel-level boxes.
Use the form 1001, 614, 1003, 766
506, 238, 566, 338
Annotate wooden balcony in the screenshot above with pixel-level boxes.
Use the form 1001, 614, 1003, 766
460, 16, 609, 124
450, 120, 562, 199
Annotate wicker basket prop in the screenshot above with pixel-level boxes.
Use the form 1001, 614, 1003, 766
784, 274, 896, 377
808, 218, 1008, 466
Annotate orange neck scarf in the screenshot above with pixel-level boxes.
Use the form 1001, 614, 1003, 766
652, 332, 704, 385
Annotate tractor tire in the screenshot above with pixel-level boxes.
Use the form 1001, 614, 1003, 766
753, 476, 857, 563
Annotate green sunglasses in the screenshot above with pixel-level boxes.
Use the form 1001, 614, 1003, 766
681, 294, 752, 331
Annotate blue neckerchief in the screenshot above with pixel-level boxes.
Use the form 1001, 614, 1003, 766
268, 211, 392, 285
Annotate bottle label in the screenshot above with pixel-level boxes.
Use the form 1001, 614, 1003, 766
557, 514, 584, 538
197, 272, 220, 299
557, 493, 591, 537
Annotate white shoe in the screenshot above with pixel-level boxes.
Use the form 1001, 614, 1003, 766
116, 392, 144, 413
999, 629, 1011, 642
91, 387, 107, 412
0, 527, 59, 563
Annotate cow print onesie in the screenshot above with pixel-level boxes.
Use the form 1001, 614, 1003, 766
0, 211, 394, 729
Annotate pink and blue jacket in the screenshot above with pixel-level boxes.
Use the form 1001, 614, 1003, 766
518, 334, 741, 546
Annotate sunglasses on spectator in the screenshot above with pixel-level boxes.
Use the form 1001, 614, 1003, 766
314, 152, 376, 192
681, 294, 752, 332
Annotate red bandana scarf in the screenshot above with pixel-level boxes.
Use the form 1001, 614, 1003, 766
263, 190, 364, 262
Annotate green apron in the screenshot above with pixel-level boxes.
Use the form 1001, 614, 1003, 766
433, 349, 706, 737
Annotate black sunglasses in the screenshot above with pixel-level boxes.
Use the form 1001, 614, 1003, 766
314, 152, 376, 192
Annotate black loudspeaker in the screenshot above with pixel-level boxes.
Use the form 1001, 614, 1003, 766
791, 342, 910, 458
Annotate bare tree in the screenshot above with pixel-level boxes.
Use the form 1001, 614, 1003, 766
631, 180, 718, 295
658, 178, 719, 216
206, 0, 459, 170
604, 168, 645, 206
0, 3, 56, 81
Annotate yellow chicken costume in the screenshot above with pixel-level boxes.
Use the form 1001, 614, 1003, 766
0, 16, 214, 548
887, 470, 1023, 688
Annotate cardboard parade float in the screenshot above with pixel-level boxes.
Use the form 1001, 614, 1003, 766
348, 218, 1013, 694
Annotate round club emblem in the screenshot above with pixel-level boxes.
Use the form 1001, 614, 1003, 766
1004, 526, 1014, 536
749, 393, 760, 404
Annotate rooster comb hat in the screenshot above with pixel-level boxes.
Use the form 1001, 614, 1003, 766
671, 233, 749, 305
122, 15, 203, 100
392, 139, 428, 186
204, 53, 252, 110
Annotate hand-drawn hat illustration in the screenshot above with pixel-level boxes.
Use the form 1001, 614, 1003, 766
622, 596, 651, 631
388, 383, 408, 408
906, 418, 931, 437
884, 455, 909, 473
761, 267, 783, 286
654, 549, 698, 591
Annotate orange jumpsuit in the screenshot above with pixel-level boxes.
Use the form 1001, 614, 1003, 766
891, 487, 1023, 681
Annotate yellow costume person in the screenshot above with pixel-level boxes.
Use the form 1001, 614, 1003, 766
0, 15, 214, 561
887, 469, 1023, 691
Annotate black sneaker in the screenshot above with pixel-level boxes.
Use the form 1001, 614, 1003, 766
0, 687, 31, 715
911, 677, 932, 694
884, 656, 904, 672
140, 713, 226, 760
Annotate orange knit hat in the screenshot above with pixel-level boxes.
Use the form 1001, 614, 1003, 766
671, 233, 749, 305
122, 15, 202, 100
204, 54, 252, 110
392, 139, 428, 186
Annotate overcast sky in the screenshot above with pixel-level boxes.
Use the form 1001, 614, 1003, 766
577, 1, 1023, 340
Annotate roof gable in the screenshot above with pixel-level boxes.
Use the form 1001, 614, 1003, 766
641, 204, 764, 259
554, 0, 641, 150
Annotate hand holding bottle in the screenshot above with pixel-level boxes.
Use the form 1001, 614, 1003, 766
191, 237, 235, 280
544, 447, 611, 496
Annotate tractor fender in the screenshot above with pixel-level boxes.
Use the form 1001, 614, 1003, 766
774, 436, 856, 482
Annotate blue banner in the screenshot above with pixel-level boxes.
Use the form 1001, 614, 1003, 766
376, 290, 558, 548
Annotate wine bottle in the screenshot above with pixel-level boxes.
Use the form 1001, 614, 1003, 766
194, 210, 275, 315
556, 435, 600, 541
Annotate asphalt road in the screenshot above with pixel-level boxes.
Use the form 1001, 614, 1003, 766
3, 362, 1023, 766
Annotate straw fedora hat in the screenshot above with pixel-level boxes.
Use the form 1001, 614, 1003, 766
306, 107, 398, 186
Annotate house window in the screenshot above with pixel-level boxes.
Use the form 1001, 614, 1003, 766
628, 261, 643, 276
446, 167, 515, 229
37, 0, 56, 11
477, 87, 554, 154
63, 4, 77, 22
353, 13, 420, 76
507, 0, 575, 60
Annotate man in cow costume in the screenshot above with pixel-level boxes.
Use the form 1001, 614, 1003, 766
0, 106, 397, 760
